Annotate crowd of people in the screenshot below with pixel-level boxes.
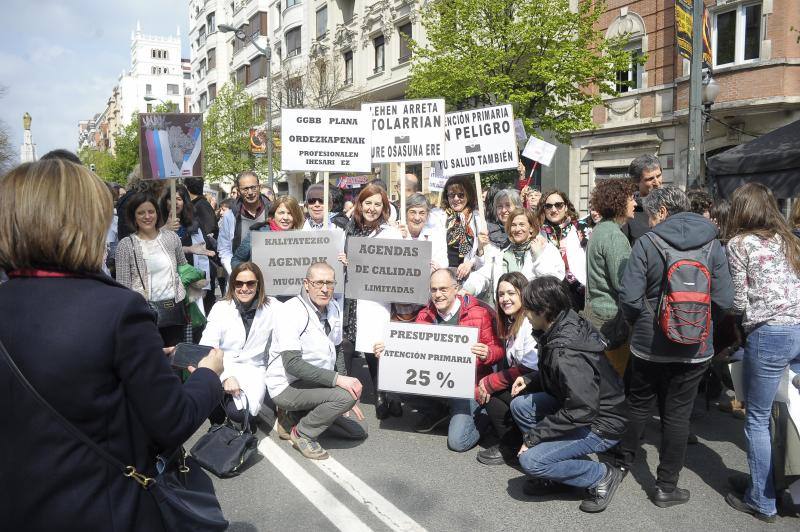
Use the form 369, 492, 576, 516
1, 149, 799, 528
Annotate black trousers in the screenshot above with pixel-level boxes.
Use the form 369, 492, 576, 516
619, 356, 709, 490
484, 389, 522, 455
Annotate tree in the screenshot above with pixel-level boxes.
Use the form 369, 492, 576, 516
204, 82, 271, 182
78, 147, 116, 181
408, 0, 635, 143
109, 113, 141, 184
0, 86, 15, 174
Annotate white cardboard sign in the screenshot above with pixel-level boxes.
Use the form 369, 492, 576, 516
522, 136, 557, 167
429, 162, 447, 192
378, 322, 478, 399
281, 108, 371, 172
363, 99, 446, 163
441, 105, 519, 177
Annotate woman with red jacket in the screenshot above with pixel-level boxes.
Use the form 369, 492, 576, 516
474, 272, 538, 466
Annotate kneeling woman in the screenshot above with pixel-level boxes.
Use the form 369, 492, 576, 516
510, 276, 628, 513
200, 262, 280, 425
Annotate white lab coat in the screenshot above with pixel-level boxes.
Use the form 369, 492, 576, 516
406, 223, 448, 271
200, 298, 280, 415
463, 236, 565, 302
560, 228, 587, 287
266, 295, 343, 397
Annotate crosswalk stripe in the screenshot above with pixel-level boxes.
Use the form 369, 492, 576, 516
258, 437, 374, 532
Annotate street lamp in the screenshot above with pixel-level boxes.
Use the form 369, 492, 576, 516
143, 95, 178, 112
702, 71, 720, 128
219, 23, 274, 191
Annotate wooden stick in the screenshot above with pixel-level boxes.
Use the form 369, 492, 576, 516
323, 172, 330, 230
399, 162, 407, 224
169, 179, 177, 223
474, 171, 485, 231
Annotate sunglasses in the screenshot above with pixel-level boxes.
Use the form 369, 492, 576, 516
307, 198, 324, 205
544, 201, 565, 210
234, 280, 258, 289
447, 191, 466, 200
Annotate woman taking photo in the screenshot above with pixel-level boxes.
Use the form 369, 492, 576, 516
537, 189, 588, 309
200, 261, 279, 428
0, 159, 224, 531
724, 183, 800, 522
441, 175, 482, 280
116, 192, 189, 346
231, 195, 305, 269
463, 208, 564, 304
475, 272, 538, 466
486, 189, 523, 249
342, 183, 402, 419
584, 179, 636, 376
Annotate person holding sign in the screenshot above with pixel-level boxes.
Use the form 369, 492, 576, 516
200, 262, 279, 427
463, 209, 564, 305
441, 175, 483, 280
396, 193, 448, 270
342, 184, 403, 419
230, 195, 305, 270
475, 272, 538, 466
510, 276, 628, 513
267, 262, 367, 460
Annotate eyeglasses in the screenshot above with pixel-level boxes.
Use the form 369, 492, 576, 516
430, 285, 455, 294
447, 192, 466, 200
234, 280, 258, 289
306, 279, 335, 289
307, 198, 324, 205
239, 185, 259, 193
544, 202, 565, 210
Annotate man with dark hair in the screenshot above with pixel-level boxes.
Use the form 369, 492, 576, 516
40, 149, 82, 165
510, 275, 628, 513
687, 188, 714, 219
217, 171, 271, 275
184, 177, 218, 237
622, 154, 663, 244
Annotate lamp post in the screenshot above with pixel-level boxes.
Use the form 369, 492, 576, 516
143, 95, 178, 112
219, 24, 274, 191
702, 70, 720, 130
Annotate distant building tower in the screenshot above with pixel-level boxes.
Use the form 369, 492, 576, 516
20, 112, 36, 163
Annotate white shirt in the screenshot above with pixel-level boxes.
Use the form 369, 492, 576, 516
506, 317, 538, 370
138, 237, 175, 301
437, 297, 462, 322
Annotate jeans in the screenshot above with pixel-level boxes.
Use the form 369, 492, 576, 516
448, 398, 487, 452
511, 393, 617, 488
742, 323, 800, 516
618, 357, 709, 490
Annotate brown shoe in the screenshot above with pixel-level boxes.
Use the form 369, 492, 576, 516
290, 427, 329, 460
276, 409, 293, 440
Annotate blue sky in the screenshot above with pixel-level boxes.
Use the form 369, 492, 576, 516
0, 0, 189, 162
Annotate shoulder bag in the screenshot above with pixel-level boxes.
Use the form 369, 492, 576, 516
190, 396, 259, 478
0, 338, 228, 532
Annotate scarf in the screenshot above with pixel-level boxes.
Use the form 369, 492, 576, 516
502, 239, 532, 273
541, 217, 575, 248
445, 208, 474, 258
268, 219, 285, 232
234, 297, 258, 338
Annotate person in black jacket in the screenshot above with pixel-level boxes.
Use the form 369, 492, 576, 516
510, 275, 628, 513
621, 154, 663, 244
0, 159, 225, 531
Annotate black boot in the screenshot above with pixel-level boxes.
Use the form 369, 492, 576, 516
375, 393, 390, 420
651, 486, 690, 508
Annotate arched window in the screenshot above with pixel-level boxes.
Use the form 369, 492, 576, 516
606, 10, 647, 93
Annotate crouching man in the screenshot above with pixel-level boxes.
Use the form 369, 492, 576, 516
267, 262, 367, 460
510, 276, 628, 513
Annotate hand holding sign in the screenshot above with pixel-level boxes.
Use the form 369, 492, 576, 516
522, 136, 557, 167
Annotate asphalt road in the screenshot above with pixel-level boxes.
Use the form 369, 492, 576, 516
187, 360, 799, 531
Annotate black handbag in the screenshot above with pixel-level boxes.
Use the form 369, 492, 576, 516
190, 396, 259, 478
0, 339, 228, 532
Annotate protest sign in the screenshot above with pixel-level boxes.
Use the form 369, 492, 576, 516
429, 162, 447, 192
345, 237, 431, 305
522, 136, 557, 167
250, 230, 345, 296
250, 127, 267, 154
364, 99, 446, 163
440, 105, 518, 177
355, 300, 390, 353
139, 113, 203, 179
378, 322, 478, 400
514, 118, 527, 150
281, 108, 371, 172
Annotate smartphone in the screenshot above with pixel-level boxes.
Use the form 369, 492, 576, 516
172, 343, 214, 369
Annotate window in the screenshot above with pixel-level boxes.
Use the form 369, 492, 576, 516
286, 27, 301, 57
233, 23, 249, 55
344, 50, 353, 85
198, 25, 206, 47
275, 4, 281, 28
207, 48, 216, 70
167, 84, 180, 95
714, 2, 761, 67
208, 83, 217, 102
184, 71, 191, 80
398, 23, 412, 63
236, 65, 249, 85
251, 55, 267, 81
151, 49, 169, 59
199, 58, 207, 78
342, 0, 354, 23
207, 12, 216, 33
199, 92, 208, 112
374, 35, 385, 73
316, 6, 328, 38
286, 77, 303, 107
147, 103, 153, 113
145, 84, 152, 95
286, 0, 300, 8
616, 44, 642, 93
249, 11, 269, 38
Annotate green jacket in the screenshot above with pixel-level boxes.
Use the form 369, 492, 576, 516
585, 220, 631, 320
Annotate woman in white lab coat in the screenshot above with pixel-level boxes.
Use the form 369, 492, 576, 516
200, 261, 280, 425
396, 193, 449, 271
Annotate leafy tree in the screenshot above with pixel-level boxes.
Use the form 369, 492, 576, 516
0, 86, 14, 174
109, 113, 141, 184
408, 0, 636, 143
204, 82, 273, 182
78, 147, 116, 181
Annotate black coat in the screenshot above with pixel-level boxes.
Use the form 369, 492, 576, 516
620, 193, 650, 245
522, 310, 628, 447
191, 195, 219, 238
0, 273, 223, 531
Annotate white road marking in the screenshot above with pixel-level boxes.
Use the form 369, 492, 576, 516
312, 455, 428, 532
257, 437, 373, 532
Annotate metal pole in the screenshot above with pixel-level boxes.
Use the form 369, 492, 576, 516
687, 0, 704, 187
252, 39, 274, 192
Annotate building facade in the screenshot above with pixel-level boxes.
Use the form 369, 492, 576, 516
567, 0, 800, 211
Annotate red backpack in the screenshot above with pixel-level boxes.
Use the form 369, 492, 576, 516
643, 233, 715, 345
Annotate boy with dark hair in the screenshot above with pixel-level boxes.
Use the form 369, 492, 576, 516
510, 276, 628, 513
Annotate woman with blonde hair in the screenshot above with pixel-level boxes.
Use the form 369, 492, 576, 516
0, 159, 224, 531
231, 194, 305, 269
